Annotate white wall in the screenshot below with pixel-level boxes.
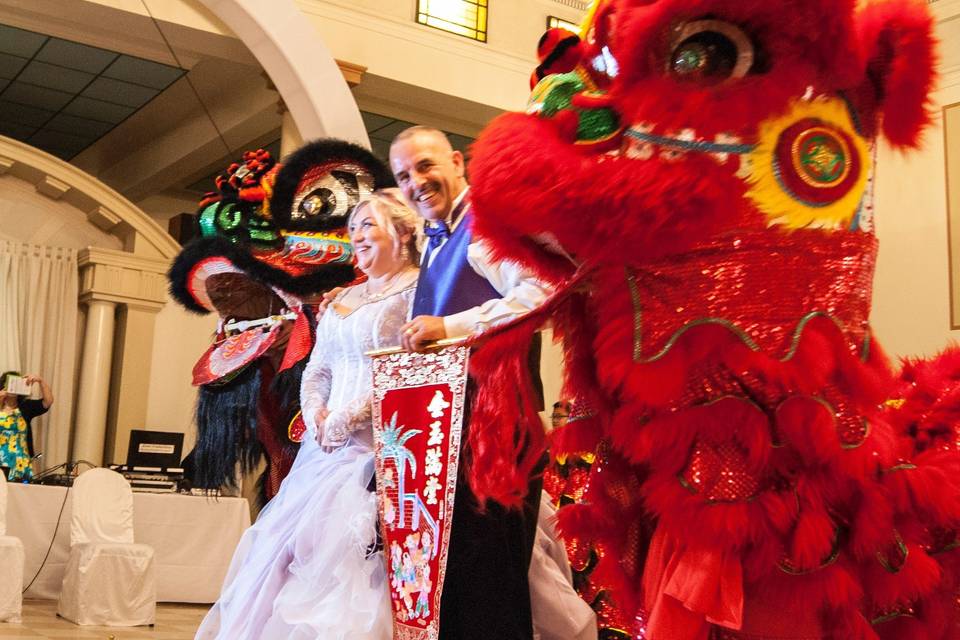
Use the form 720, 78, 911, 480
871, 8, 960, 359
299, 0, 585, 114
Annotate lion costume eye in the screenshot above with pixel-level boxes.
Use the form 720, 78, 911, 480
668, 20, 755, 85
291, 169, 374, 224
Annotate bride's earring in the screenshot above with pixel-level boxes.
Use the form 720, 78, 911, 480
400, 245, 410, 263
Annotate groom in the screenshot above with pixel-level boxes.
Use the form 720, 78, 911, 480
391, 126, 549, 639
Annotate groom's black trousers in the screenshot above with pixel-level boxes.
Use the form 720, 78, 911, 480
438, 354, 546, 640
438, 457, 544, 639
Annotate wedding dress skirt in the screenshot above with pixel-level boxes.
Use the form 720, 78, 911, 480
195, 437, 392, 640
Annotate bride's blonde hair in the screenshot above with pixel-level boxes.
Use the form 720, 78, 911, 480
348, 189, 422, 265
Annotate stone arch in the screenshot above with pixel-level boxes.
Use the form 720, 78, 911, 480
0, 135, 178, 259
199, 0, 370, 148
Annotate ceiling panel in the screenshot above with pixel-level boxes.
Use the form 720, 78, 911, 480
361, 111, 394, 134
3, 81, 74, 111
0, 120, 36, 139
35, 39, 116, 74
29, 128, 95, 154
0, 23, 186, 160
62, 95, 135, 123
43, 112, 114, 138
0, 53, 28, 80
0, 100, 54, 127
0, 25, 46, 58
82, 77, 158, 108
102, 56, 184, 89
17, 60, 95, 93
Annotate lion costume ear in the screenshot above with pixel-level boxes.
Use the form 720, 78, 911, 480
855, 0, 937, 148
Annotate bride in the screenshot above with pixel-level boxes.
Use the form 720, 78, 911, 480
196, 189, 419, 639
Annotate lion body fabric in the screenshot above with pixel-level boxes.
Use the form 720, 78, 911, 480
467, 1, 960, 638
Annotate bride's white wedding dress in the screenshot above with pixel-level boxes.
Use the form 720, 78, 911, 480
195, 278, 414, 640
196, 270, 595, 640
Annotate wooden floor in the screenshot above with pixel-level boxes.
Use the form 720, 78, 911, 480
0, 600, 208, 639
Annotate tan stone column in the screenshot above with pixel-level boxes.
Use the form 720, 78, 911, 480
104, 304, 161, 465
72, 299, 117, 465
75, 247, 168, 466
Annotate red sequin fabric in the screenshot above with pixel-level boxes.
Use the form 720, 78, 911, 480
628, 229, 876, 361
680, 440, 762, 503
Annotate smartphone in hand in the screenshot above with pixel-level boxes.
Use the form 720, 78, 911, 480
3, 375, 31, 396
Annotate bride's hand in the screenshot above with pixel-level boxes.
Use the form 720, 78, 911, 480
319, 409, 350, 448
314, 408, 330, 444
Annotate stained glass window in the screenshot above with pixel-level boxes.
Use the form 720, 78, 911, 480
416, 0, 488, 43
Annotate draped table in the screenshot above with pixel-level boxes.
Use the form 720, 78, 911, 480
6, 482, 250, 603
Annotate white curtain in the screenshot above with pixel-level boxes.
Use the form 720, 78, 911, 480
0, 240, 78, 471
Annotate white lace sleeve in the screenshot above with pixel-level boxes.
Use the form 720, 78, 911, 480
376, 288, 415, 350
320, 288, 414, 447
300, 319, 332, 435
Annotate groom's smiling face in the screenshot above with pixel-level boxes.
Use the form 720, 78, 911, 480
389, 130, 466, 224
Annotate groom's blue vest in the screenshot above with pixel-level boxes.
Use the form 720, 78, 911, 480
411, 209, 501, 319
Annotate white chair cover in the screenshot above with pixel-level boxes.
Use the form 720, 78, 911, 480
57, 468, 155, 626
70, 468, 135, 545
0, 479, 24, 623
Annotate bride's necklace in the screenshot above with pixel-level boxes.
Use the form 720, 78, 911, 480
358, 266, 414, 304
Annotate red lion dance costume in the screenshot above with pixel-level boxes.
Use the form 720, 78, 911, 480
465, 0, 960, 638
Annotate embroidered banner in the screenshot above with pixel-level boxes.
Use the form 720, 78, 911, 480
370, 344, 470, 640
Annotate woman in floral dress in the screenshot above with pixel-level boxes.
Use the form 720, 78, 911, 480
0, 371, 53, 481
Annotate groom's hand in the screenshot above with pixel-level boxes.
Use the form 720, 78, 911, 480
401, 316, 446, 352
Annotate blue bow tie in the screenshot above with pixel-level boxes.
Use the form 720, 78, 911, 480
424, 221, 451, 251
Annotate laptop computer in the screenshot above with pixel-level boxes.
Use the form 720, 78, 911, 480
125, 430, 184, 469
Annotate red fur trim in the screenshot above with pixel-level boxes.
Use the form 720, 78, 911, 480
777, 395, 845, 464
884, 452, 960, 526
556, 504, 615, 551
470, 113, 750, 282
855, 0, 938, 148
467, 320, 546, 508
550, 416, 603, 456
890, 343, 960, 453
789, 506, 837, 573
849, 485, 898, 560
863, 544, 942, 608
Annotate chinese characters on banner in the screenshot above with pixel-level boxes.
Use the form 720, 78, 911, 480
370, 344, 470, 640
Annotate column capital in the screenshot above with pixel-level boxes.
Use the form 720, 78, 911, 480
78, 247, 169, 310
